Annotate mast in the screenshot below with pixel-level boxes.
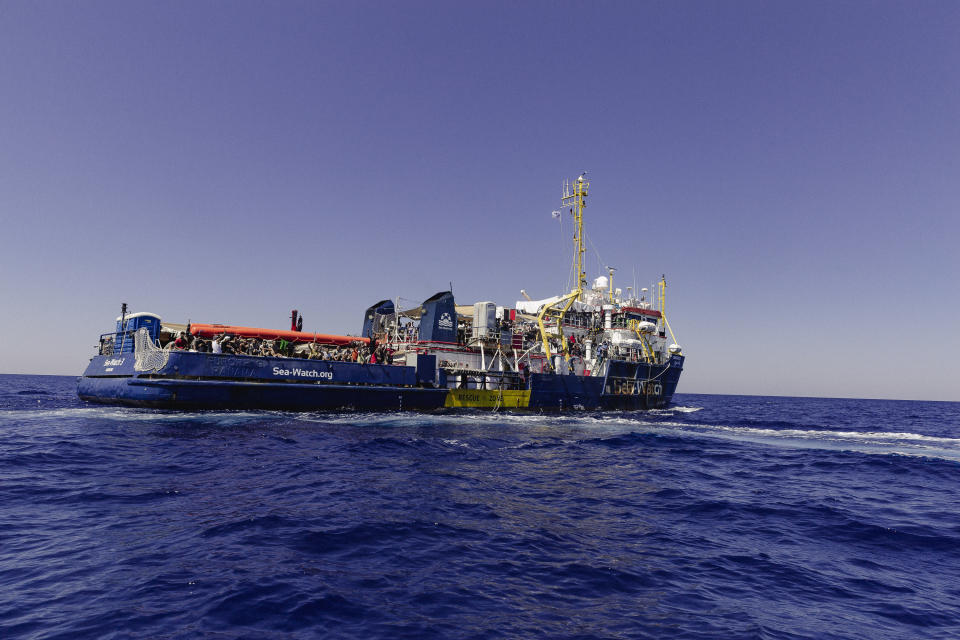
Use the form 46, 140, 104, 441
659, 274, 680, 347
537, 174, 590, 369
562, 174, 589, 301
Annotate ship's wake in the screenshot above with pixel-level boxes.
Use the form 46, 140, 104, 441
6, 403, 958, 461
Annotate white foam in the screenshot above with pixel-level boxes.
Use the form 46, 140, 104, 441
0, 406, 271, 427
595, 419, 960, 462
708, 425, 960, 446
5, 404, 955, 461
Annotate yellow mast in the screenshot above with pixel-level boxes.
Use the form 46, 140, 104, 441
565, 175, 589, 298
658, 275, 679, 346
658, 276, 665, 315
537, 175, 589, 367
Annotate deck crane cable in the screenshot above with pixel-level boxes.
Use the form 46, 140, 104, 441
643, 360, 672, 383
584, 232, 605, 284
559, 205, 578, 293
557, 205, 565, 291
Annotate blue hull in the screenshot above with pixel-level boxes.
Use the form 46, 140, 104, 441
78, 351, 683, 411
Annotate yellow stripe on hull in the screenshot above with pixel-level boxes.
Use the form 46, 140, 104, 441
444, 389, 531, 409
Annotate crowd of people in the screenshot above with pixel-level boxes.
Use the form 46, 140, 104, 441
303, 341, 394, 364
155, 318, 652, 368
166, 332, 395, 364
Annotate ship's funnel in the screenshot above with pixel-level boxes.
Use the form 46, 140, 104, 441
419, 291, 457, 344
361, 299, 395, 338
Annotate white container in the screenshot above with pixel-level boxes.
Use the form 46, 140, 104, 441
472, 301, 497, 339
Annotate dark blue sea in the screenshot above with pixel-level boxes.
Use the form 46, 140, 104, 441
2, 374, 959, 639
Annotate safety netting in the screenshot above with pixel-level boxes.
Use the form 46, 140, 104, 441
134, 327, 170, 372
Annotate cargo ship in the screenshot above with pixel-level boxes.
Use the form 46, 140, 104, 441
78, 177, 684, 411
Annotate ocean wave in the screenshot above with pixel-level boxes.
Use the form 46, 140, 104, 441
0, 407, 287, 430
299, 411, 960, 462
290, 410, 556, 429
662, 405, 703, 413
708, 425, 960, 446
7, 402, 956, 462
1, 406, 258, 421
540, 415, 960, 461
692, 425, 960, 461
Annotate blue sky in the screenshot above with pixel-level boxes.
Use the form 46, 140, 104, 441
1, 1, 957, 400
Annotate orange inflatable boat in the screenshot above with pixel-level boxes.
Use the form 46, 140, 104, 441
188, 323, 369, 346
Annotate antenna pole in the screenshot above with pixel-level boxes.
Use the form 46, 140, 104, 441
538, 175, 590, 370
119, 302, 129, 354
561, 175, 589, 301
